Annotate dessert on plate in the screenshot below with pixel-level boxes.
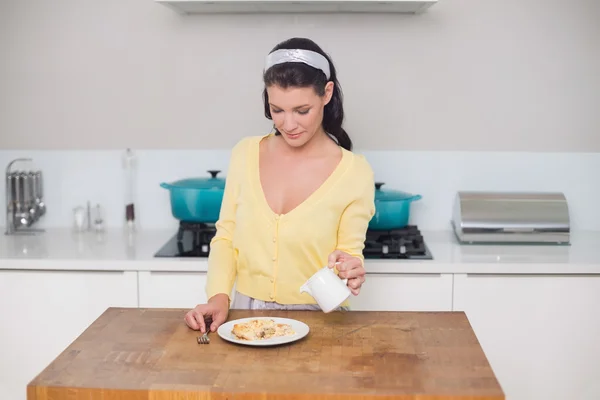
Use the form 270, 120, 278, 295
232, 319, 295, 341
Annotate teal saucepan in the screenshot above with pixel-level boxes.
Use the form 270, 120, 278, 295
369, 182, 422, 230
160, 170, 225, 223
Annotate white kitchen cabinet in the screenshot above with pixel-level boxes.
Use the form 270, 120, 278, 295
0, 269, 138, 400
137, 271, 209, 308
453, 273, 600, 400
349, 273, 453, 311
138, 271, 453, 312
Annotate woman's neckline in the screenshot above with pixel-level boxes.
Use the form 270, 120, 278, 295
252, 132, 351, 219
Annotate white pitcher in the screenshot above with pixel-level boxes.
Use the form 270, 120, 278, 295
299, 265, 351, 313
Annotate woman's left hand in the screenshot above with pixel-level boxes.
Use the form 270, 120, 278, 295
327, 250, 366, 296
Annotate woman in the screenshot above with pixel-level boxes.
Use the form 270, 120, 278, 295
184, 37, 376, 333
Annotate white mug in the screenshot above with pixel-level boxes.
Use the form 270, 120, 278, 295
299, 265, 351, 313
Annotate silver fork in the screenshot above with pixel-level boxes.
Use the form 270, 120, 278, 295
197, 332, 210, 344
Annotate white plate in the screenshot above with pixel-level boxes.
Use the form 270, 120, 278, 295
217, 317, 310, 346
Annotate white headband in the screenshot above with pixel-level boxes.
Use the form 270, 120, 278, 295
264, 49, 331, 80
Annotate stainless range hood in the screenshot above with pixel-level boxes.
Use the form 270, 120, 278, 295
155, 0, 438, 14
451, 191, 571, 245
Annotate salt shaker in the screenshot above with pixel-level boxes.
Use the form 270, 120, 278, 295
93, 204, 105, 233
73, 206, 86, 232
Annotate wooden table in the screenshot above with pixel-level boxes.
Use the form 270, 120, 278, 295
27, 308, 504, 400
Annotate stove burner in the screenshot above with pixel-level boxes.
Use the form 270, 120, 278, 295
155, 221, 216, 258
364, 225, 432, 259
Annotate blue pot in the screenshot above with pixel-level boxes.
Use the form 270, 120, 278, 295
369, 182, 422, 230
160, 170, 225, 223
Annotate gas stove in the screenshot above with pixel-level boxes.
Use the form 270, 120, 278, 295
154, 222, 432, 260
154, 221, 216, 258
363, 225, 433, 259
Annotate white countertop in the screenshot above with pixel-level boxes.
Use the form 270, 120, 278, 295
1, 227, 600, 274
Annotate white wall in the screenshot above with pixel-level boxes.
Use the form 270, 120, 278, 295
0, 149, 598, 231
1, 0, 599, 151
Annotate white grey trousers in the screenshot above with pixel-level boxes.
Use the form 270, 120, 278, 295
230, 291, 349, 312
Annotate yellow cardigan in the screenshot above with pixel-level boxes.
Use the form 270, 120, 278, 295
206, 134, 376, 305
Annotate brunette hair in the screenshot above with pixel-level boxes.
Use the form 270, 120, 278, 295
262, 37, 352, 151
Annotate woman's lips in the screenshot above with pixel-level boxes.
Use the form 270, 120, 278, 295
285, 132, 303, 140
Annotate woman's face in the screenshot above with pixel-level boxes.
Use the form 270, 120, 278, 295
267, 82, 334, 148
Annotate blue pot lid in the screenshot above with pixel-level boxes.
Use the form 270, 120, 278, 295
374, 182, 422, 202
163, 170, 226, 190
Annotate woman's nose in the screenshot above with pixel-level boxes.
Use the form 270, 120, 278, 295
283, 114, 297, 131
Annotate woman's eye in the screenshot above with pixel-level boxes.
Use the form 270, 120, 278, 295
270, 108, 309, 115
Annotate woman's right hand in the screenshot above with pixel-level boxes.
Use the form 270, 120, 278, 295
184, 293, 230, 333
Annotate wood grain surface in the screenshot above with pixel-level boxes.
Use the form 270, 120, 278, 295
27, 308, 504, 400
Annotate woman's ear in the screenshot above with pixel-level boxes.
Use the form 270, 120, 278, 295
323, 81, 334, 106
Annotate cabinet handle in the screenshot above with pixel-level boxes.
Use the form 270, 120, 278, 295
465, 273, 600, 278
368, 273, 443, 277
0, 269, 127, 273
149, 271, 206, 275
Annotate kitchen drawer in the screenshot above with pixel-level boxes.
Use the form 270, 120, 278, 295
349, 273, 453, 311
